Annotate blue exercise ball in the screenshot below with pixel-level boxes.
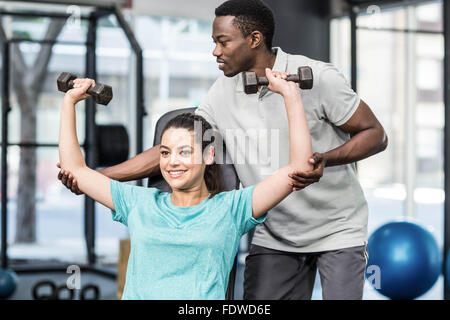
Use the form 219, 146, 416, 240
0, 269, 18, 299
366, 221, 441, 300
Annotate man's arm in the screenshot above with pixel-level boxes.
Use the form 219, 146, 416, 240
57, 144, 161, 195
99, 146, 161, 181
289, 99, 388, 189
319, 99, 388, 166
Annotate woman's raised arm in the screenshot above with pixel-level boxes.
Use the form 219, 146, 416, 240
252, 69, 313, 219
58, 78, 114, 210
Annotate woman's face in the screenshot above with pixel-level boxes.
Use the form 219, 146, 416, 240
160, 127, 210, 192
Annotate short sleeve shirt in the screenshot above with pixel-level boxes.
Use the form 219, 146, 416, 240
195, 47, 368, 253
110, 179, 265, 300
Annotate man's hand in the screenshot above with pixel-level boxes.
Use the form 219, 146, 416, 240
56, 163, 83, 195
289, 152, 326, 191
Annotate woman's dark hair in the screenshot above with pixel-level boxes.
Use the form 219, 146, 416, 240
160, 113, 224, 197
215, 0, 275, 50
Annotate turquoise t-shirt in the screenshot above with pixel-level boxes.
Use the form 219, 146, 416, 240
110, 179, 266, 300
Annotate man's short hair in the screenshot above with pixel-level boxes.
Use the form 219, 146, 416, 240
215, 0, 275, 50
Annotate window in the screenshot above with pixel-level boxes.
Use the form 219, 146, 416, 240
330, 0, 444, 299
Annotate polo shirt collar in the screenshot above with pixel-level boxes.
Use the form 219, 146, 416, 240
271, 47, 288, 72
235, 47, 288, 93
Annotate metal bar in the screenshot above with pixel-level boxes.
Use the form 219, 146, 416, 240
16, 0, 125, 9
9, 38, 94, 46
356, 26, 443, 35
444, 0, 450, 301
404, 6, 417, 219
135, 50, 144, 187
84, 12, 97, 266
113, 6, 145, 187
11, 264, 116, 280
350, 5, 359, 173
347, 0, 440, 12
111, 7, 141, 52
3, 142, 58, 147
0, 9, 90, 20
82, 265, 117, 280
1, 38, 10, 270
350, 5, 358, 92
1, 142, 88, 148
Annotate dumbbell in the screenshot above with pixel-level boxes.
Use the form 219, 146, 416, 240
243, 66, 313, 94
57, 72, 113, 105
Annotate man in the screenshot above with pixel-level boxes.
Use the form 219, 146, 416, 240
59, 0, 387, 300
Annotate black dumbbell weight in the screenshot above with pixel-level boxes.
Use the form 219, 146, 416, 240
80, 284, 100, 300
32, 280, 57, 300
243, 66, 313, 94
55, 284, 75, 300
57, 72, 113, 105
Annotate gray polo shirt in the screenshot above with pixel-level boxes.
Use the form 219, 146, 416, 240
196, 47, 368, 252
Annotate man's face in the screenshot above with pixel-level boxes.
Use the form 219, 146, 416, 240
212, 16, 255, 77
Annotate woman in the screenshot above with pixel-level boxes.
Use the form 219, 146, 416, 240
58, 68, 312, 299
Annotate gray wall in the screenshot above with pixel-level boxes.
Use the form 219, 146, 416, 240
265, 0, 331, 62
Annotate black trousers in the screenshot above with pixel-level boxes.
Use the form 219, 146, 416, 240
244, 244, 368, 300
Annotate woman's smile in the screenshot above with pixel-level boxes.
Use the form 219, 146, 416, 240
168, 170, 187, 179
